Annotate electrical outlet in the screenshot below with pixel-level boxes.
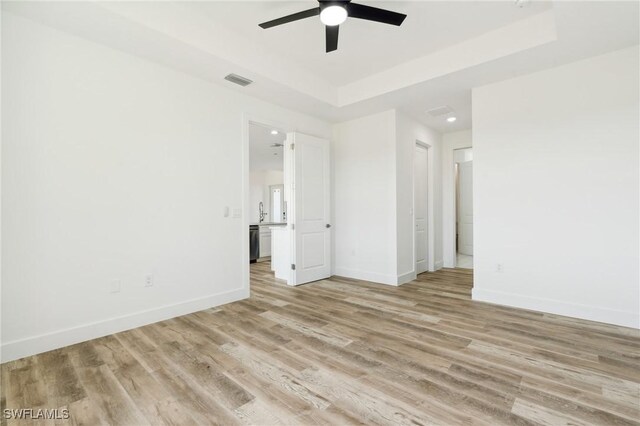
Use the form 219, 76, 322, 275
110, 279, 121, 293
496, 264, 504, 273
144, 274, 154, 287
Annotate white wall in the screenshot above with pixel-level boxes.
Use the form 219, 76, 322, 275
0, 5, 3, 362
332, 110, 442, 286
332, 110, 398, 285
454, 148, 473, 163
472, 46, 639, 328
1, 12, 330, 361
442, 130, 472, 267
249, 170, 283, 224
395, 111, 443, 282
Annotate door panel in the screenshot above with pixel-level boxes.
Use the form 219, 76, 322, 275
291, 133, 331, 285
458, 161, 474, 256
414, 144, 428, 274
301, 232, 325, 268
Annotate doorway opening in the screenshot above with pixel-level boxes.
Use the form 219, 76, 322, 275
454, 148, 473, 269
247, 120, 286, 281
244, 118, 332, 288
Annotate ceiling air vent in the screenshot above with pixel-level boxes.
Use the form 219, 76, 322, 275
426, 106, 453, 117
224, 73, 253, 87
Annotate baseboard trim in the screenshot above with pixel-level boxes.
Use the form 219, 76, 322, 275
334, 267, 398, 286
473, 288, 639, 329
1, 287, 249, 363
334, 267, 417, 286
434, 260, 444, 270
397, 270, 417, 285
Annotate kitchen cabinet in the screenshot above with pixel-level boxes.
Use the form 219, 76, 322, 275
270, 226, 290, 281
258, 226, 272, 258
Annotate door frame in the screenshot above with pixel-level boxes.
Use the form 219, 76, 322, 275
457, 159, 474, 256
443, 141, 473, 268
413, 140, 436, 274
242, 114, 289, 291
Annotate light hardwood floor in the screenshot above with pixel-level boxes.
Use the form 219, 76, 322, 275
2, 263, 639, 425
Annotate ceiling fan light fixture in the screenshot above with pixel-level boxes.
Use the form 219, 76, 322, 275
320, 5, 347, 26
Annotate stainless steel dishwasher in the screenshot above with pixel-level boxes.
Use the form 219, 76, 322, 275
249, 225, 259, 263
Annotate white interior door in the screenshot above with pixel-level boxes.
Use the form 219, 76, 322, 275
414, 144, 428, 274
290, 133, 331, 285
458, 161, 474, 256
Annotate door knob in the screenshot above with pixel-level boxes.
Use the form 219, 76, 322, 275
326, 224, 331, 228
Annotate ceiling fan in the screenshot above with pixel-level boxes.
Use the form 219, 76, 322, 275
258, 0, 407, 53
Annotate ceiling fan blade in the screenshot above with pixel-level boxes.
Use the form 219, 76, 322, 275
259, 7, 320, 29
346, 3, 406, 26
326, 25, 339, 52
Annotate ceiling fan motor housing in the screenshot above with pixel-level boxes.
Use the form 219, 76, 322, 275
319, 0, 351, 10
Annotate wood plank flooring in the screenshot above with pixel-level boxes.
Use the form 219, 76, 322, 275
2, 262, 639, 425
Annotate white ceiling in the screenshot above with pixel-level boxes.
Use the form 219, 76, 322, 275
186, 1, 552, 86
4, 1, 638, 133
250, 123, 286, 171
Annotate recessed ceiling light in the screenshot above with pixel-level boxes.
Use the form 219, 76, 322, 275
320, 5, 348, 26
270, 130, 278, 135
447, 117, 457, 123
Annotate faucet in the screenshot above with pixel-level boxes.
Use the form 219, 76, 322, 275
259, 202, 267, 223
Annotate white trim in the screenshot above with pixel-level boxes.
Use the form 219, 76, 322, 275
334, 268, 416, 287
284, 132, 295, 285
241, 114, 251, 294
434, 260, 444, 270
1, 287, 248, 363
334, 267, 399, 286
397, 270, 417, 285
442, 131, 472, 268
473, 288, 640, 329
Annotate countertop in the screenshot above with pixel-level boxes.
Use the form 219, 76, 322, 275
250, 222, 287, 227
